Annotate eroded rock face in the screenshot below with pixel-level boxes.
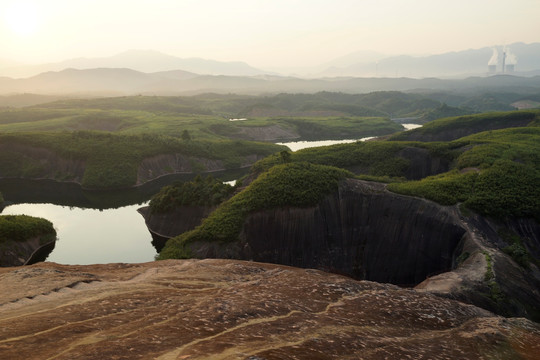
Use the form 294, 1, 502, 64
138, 205, 215, 252
0, 236, 55, 267
192, 179, 466, 286
0, 259, 539, 360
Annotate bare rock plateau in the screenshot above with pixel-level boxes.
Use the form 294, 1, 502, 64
0, 259, 539, 359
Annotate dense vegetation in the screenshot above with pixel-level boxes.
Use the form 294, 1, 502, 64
0, 106, 402, 143
390, 110, 540, 141
0, 131, 284, 189
247, 110, 540, 220
149, 175, 235, 213
389, 127, 540, 220
0, 215, 56, 244
251, 140, 456, 182
158, 162, 353, 259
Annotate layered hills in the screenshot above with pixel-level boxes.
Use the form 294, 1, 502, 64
2, 68, 540, 96
3, 42, 540, 79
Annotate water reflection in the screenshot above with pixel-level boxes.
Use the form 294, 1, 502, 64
0, 168, 247, 209
0, 168, 248, 264
276, 137, 375, 152
2, 203, 156, 265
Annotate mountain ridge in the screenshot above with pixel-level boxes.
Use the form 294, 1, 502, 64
318, 42, 540, 78
2, 43, 540, 80
2, 67, 540, 96
0, 49, 269, 79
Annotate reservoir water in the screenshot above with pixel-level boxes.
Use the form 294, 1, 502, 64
2, 202, 156, 265
0, 170, 243, 265
277, 124, 421, 152
277, 137, 375, 152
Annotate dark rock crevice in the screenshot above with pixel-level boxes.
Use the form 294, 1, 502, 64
236, 179, 465, 286
138, 205, 215, 252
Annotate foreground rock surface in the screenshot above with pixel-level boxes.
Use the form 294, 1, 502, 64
167, 178, 539, 320
1, 259, 539, 360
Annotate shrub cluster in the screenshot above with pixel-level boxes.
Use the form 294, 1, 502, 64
149, 175, 235, 213
0, 215, 56, 244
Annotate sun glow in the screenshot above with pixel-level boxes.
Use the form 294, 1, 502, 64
3, 1, 40, 37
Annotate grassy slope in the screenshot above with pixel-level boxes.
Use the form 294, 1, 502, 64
158, 162, 353, 259
389, 127, 540, 219
251, 140, 458, 182
390, 110, 540, 141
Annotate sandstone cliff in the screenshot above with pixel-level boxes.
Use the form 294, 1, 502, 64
0, 259, 539, 360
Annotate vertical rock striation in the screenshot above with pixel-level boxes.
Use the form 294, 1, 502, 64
237, 179, 465, 285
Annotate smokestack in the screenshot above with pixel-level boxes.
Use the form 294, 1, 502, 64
502, 50, 506, 73
504, 46, 517, 73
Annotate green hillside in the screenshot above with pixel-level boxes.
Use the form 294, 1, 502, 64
0, 131, 284, 189
390, 110, 540, 141
152, 109, 540, 262
158, 162, 353, 259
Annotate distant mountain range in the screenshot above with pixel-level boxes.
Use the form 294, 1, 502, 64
2, 42, 540, 80
0, 50, 268, 79
1, 67, 540, 97
318, 42, 540, 78
1, 43, 540, 96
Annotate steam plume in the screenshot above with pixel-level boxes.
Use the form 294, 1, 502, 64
488, 47, 499, 66
504, 47, 518, 65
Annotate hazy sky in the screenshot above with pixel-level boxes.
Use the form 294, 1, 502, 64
1, 0, 538, 69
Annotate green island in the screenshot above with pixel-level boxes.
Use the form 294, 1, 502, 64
0, 94, 407, 140
0, 214, 57, 267
0, 215, 56, 244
